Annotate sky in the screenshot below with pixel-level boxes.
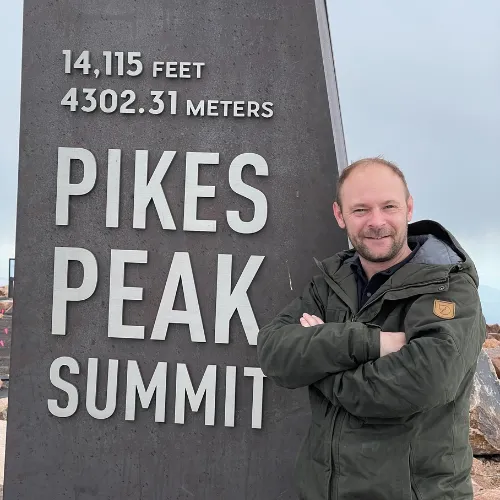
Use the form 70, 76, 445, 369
0, 1, 22, 283
1, 1, 499, 320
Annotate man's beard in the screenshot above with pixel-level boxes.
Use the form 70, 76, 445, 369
349, 226, 408, 263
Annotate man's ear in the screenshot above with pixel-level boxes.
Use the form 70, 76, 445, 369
333, 201, 346, 229
407, 195, 414, 222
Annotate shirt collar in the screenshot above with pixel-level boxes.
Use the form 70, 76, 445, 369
349, 241, 421, 280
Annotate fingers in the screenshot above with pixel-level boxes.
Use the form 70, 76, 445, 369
300, 313, 324, 327
307, 314, 324, 325
299, 317, 308, 326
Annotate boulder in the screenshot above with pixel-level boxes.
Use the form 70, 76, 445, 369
473, 458, 500, 488
473, 478, 485, 496
0, 299, 12, 315
0, 398, 7, 421
472, 457, 500, 499
470, 351, 500, 455
476, 490, 500, 499
484, 339, 500, 349
484, 347, 500, 379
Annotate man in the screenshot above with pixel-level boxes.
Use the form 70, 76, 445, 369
257, 158, 486, 500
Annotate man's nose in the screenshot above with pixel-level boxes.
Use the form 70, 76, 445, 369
367, 208, 386, 227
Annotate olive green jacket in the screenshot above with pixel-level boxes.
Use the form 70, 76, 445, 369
257, 220, 487, 500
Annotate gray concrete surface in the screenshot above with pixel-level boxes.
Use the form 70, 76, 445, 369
0, 420, 6, 500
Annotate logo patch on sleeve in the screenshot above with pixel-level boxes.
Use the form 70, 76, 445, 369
433, 299, 455, 319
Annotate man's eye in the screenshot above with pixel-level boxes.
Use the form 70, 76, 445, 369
384, 205, 396, 209
354, 209, 366, 213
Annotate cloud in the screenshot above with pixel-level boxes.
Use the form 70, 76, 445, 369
458, 232, 500, 288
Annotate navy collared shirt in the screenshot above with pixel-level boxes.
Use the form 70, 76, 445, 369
350, 242, 421, 310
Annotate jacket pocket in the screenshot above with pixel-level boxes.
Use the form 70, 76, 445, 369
296, 409, 336, 500
336, 419, 413, 499
325, 308, 348, 323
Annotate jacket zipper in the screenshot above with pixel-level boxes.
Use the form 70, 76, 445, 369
351, 277, 447, 322
409, 445, 422, 500
325, 406, 339, 500
411, 484, 421, 500
329, 408, 346, 500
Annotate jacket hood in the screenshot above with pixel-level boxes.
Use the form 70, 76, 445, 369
317, 219, 479, 288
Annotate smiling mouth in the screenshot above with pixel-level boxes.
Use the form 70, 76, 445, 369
366, 236, 391, 240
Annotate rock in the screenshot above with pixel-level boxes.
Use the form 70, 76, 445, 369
473, 458, 500, 489
484, 339, 500, 349
473, 475, 487, 496
0, 299, 12, 315
472, 457, 500, 499
0, 399, 7, 421
473, 478, 485, 496
485, 347, 500, 379
470, 351, 500, 455
476, 490, 500, 499
487, 324, 500, 334
489, 333, 500, 343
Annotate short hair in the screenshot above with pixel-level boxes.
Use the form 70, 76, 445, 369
336, 156, 410, 209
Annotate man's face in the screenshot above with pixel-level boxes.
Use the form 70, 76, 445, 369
333, 164, 413, 263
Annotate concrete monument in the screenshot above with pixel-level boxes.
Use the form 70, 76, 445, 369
5, 1, 348, 498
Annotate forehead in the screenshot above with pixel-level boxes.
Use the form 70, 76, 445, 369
341, 165, 407, 206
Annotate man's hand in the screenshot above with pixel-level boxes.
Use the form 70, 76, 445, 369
300, 313, 324, 327
380, 331, 406, 357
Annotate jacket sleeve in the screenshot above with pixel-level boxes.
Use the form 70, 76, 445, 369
256, 277, 381, 389
314, 273, 486, 418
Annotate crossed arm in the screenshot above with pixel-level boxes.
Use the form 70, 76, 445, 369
257, 274, 484, 419
301, 312, 406, 358
256, 278, 382, 388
